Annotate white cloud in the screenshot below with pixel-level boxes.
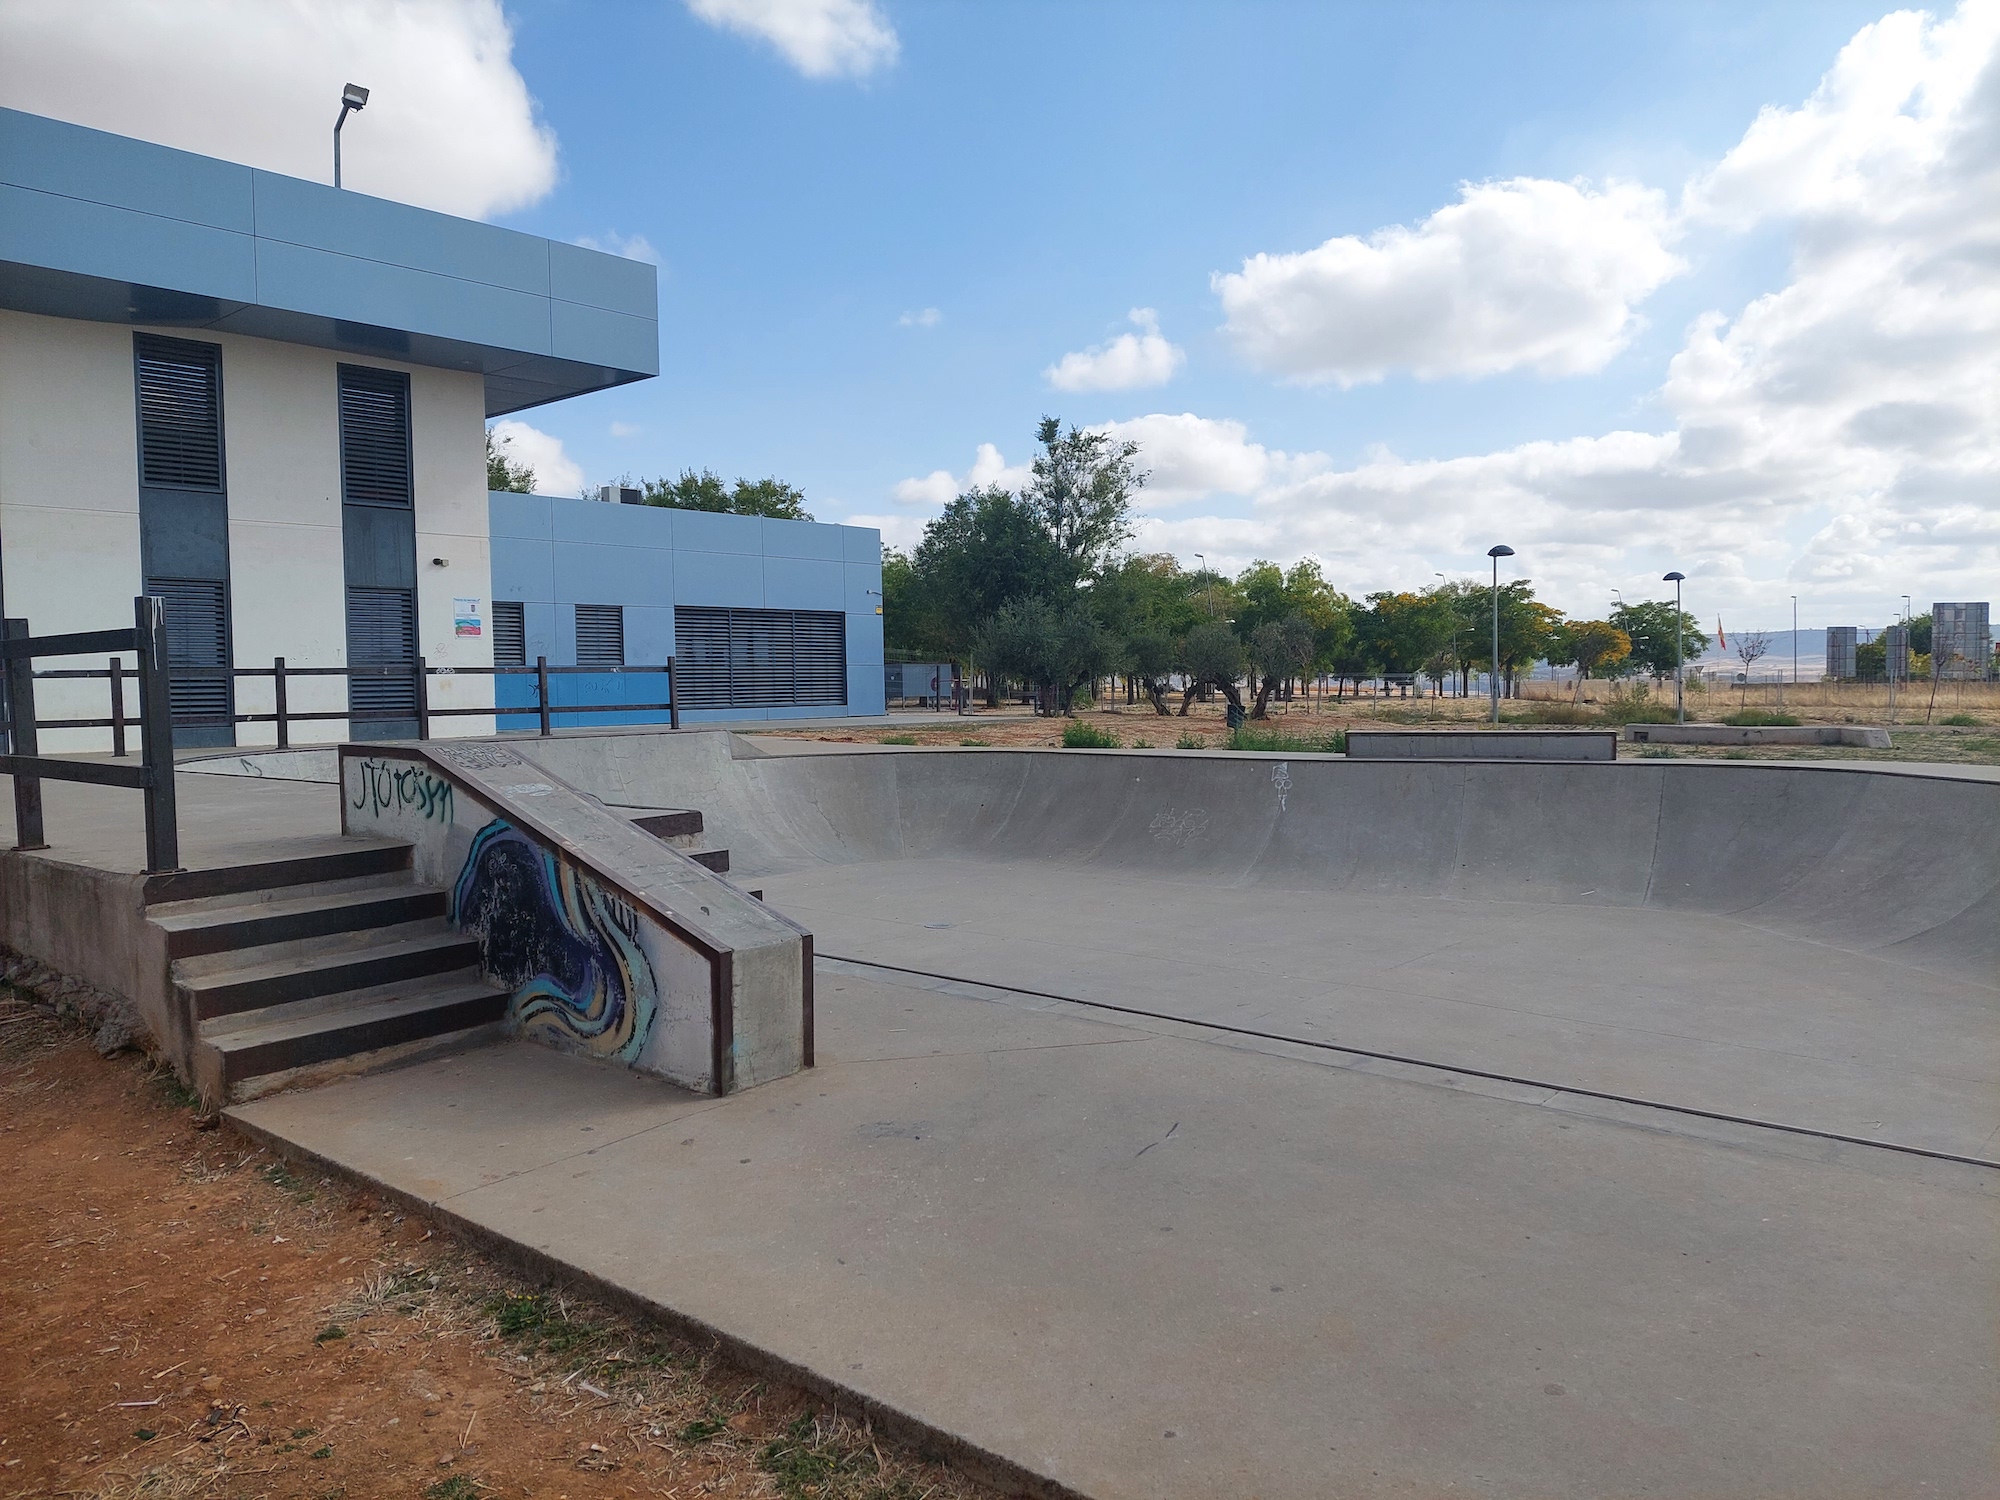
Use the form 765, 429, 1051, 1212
898, 307, 943, 328
1045, 308, 1187, 392
840, 512, 927, 551
488, 420, 583, 498
685, 0, 898, 79
608, 422, 641, 438
1215, 178, 1684, 385
1128, 2, 2000, 624
891, 442, 1033, 506
1089, 414, 1325, 507
573, 231, 660, 265
0, 0, 557, 220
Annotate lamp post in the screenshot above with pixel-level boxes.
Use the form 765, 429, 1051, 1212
1791, 595, 1799, 685
1487, 545, 1514, 724
1663, 571, 1685, 723
333, 83, 370, 189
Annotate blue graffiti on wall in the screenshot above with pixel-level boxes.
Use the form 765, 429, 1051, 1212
450, 819, 657, 1063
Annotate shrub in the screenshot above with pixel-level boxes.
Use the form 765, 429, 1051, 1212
1175, 732, 1207, 750
1939, 713, 1981, 727
1061, 720, 1120, 749
1226, 725, 1345, 754
1600, 683, 1679, 725
879, 733, 919, 745
1720, 710, 1800, 727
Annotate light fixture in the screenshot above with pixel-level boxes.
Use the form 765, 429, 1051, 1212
334, 83, 370, 189
1486, 545, 1514, 724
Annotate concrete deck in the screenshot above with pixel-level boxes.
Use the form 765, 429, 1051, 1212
12, 735, 1998, 1496
234, 962, 2000, 1500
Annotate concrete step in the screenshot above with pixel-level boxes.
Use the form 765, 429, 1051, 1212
143, 839, 412, 906
196, 968, 508, 1093
152, 882, 448, 959
175, 924, 479, 1021
627, 808, 703, 840
687, 847, 730, 874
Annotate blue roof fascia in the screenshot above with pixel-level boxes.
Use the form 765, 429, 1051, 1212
0, 108, 657, 415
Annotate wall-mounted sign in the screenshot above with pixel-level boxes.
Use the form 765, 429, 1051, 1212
453, 597, 482, 637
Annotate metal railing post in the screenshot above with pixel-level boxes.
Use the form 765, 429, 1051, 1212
667, 654, 680, 730
109, 657, 128, 758
536, 655, 551, 737
415, 655, 431, 740
272, 657, 288, 749
4, 618, 46, 850
134, 595, 180, 873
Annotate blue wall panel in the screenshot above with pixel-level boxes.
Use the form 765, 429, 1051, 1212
763, 518, 846, 561
762, 556, 844, 611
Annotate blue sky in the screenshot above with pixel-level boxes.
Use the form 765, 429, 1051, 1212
5, 0, 1994, 629
500, 1, 1884, 508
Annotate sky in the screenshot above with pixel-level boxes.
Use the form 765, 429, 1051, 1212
3, 0, 1996, 633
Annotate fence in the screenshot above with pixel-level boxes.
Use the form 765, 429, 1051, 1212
27, 654, 681, 749
1, 598, 179, 871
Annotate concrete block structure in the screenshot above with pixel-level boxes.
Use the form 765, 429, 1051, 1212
1932, 602, 1992, 679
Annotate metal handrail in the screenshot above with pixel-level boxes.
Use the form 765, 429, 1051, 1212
22, 652, 681, 746
1, 598, 179, 872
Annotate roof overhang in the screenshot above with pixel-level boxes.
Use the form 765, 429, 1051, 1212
0, 108, 658, 416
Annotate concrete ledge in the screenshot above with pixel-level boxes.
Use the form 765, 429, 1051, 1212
1345, 729, 1617, 761
1624, 724, 1893, 748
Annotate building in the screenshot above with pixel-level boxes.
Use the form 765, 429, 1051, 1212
489, 489, 884, 727
1931, 602, 1992, 680
1825, 626, 1857, 680
0, 106, 884, 751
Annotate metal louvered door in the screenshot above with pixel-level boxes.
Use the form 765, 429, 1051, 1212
673, 607, 847, 710
338, 364, 419, 738
146, 577, 232, 732
134, 335, 235, 746
492, 601, 527, 666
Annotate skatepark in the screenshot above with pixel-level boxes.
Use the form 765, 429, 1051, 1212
6, 731, 1998, 1496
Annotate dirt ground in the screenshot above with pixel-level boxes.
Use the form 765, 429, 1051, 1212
755, 696, 2000, 766
0, 998, 991, 1500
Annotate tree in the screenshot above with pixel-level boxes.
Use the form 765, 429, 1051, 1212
1247, 616, 1316, 717
1735, 629, 1771, 675
1021, 417, 1144, 590
1124, 629, 1178, 715
1553, 620, 1632, 695
486, 428, 535, 493
640, 469, 813, 521
975, 596, 1115, 715
1361, 592, 1457, 682
909, 486, 1058, 665
1179, 622, 1246, 716
1611, 600, 1707, 682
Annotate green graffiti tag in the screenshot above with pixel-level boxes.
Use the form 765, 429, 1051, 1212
350, 758, 455, 825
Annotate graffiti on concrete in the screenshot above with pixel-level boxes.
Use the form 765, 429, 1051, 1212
349, 759, 454, 825
1272, 761, 1292, 813
1149, 806, 1210, 848
451, 818, 657, 1063
440, 744, 522, 771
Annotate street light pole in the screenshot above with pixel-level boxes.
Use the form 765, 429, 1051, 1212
1663, 571, 1685, 724
1791, 595, 1798, 684
1487, 545, 1514, 724
333, 83, 370, 189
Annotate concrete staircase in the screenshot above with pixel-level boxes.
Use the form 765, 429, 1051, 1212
625, 807, 730, 874
145, 841, 508, 1103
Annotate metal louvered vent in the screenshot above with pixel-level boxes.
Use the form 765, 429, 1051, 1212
146, 577, 231, 723
346, 586, 417, 718
338, 365, 412, 508
575, 604, 624, 667
492, 600, 527, 666
673, 607, 846, 709
136, 337, 223, 490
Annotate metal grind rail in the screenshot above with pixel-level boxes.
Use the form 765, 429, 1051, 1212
25, 655, 682, 747
821, 953, 2000, 1173
1, 596, 179, 872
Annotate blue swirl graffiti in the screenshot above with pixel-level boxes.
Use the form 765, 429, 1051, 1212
450, 819, 657, 1063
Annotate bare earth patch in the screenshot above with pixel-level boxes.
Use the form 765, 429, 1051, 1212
0, 998, 991, 1500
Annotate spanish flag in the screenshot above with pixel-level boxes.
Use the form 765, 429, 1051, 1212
1716, 619, 1727, 650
